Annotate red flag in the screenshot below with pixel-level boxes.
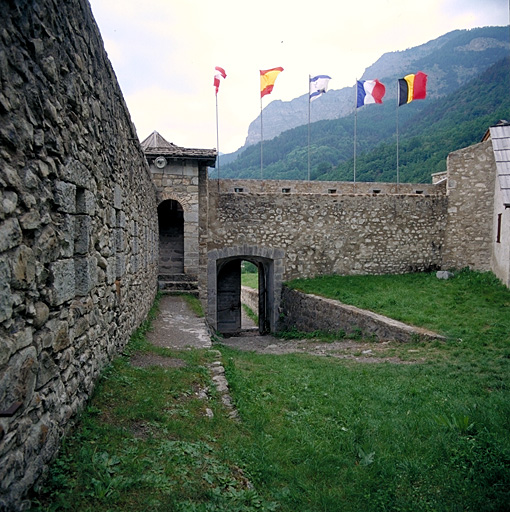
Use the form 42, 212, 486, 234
214, 66, 227, 95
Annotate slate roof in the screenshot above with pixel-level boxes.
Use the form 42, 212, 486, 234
489, 122, 510, 207
141, 131, 217, 166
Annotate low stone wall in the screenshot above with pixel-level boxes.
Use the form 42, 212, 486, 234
280, 287, 444, 342
241, 285, 258, 315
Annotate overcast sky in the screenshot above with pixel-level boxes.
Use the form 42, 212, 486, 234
88, 0, 509, 154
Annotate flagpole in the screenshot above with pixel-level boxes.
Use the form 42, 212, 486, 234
354, 79, 357, 193
216, 93, 220, 192
396, 81, 400, 192
260, 96, 263, 179
308, 75, 311, 181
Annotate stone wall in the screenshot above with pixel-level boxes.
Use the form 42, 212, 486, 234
241, 285, 259, 316
207, 189, 448, 281
0, 1, 158, 508
280, 287, 444, 342
214, 178, 444, 196
442, 140, 496, 270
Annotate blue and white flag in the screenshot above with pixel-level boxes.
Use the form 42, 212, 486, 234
309, 75, 331, 101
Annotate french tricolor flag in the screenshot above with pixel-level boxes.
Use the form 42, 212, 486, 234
356, 79, 386, 107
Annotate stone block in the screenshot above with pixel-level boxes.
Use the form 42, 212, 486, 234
115, 227, 125, 252
57, 215, 74, 258
48, 259, 75, 306
76, 189, 95, 215
74, 215, 91, 255
75, 256, 97, 296
0, 257, 13, 322
36, 351, 58, 389
0, 218, 22, 253
116, 252, 125, 279
11, 245, 36, 289
61, 158, 91, 188
114, 184, 122, 209
0, 346, 37, 412
436, 270, 454, 280
0, 190, 18, 218
53, 181, 76, 213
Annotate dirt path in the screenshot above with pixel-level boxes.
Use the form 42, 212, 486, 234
140, 295, 421, 365
218, 333, 420, 364
147, 294, 212, 350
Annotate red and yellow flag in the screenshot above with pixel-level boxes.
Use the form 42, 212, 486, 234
260, 67, 284, 98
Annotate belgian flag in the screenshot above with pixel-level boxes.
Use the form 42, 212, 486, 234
398, 71, 427, 106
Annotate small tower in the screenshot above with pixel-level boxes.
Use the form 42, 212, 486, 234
141, 131, 216, 294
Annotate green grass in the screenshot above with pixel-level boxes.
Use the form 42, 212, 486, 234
287, 268, 510, 345
178, 293, 204, 317
241, 273, 258, 289
29, 271, 510, 511
242, 303, 258, 325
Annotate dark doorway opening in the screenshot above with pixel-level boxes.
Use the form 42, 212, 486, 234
216, 257, 272, 335
158, 199, 184, 274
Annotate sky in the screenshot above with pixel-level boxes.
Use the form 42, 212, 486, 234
88, 0, 509, 154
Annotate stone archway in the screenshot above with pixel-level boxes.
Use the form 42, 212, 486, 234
207, 246, 285, 334
157, 199, 184, 274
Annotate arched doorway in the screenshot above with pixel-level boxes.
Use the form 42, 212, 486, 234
157, 199, 184, 274
216, 257, 271, 335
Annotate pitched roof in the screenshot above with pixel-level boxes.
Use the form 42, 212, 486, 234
141, 131, 217, 165
489, 122, 510, 207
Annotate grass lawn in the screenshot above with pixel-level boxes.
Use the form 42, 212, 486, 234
241, 272, 258, 289
30, 271, 510, 511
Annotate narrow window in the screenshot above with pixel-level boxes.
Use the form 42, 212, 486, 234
328, 189, 337, 194
234, 187, 244, 193
372, 189, 381, 194
415, 190, 424, 194
282, 188, 291, 194
496, 213, 502, 243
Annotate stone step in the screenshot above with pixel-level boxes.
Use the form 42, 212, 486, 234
158, 273, 199, 296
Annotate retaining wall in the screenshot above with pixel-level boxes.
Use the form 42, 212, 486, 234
280, 287, 444, 342
0, 1, 158, 508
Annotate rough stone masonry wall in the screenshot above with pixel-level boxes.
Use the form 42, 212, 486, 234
208, 190, 448, 281
0, 1, 158, 508
442, 140, 496, 270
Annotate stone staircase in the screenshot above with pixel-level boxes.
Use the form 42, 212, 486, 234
158, 273, 199, 296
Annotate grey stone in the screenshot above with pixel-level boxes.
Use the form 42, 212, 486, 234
33, 302, 50, 328
0, 257, 12, 323
11, 245, 36, 289
436, 270, 454, 280
0, 218, 22, 253
75, 256, 97, 296
53, 181, 76, 214
74, 215, 91, 255
48, 259, 75, 306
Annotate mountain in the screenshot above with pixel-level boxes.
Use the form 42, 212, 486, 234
240, 26, 508, 149
218, 26, 510, 182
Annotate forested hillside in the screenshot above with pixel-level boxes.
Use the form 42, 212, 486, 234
218, 26, 509, 183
